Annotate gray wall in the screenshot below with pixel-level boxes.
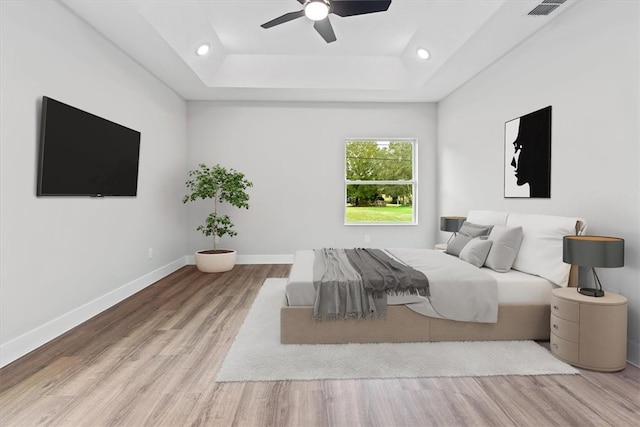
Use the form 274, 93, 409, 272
186, 101, 437, 260
0, 1, 188, 365
437, 0, 639, 365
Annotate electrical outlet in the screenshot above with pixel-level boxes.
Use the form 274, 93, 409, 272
364, 235, 370, 244
148, 248, 153, 259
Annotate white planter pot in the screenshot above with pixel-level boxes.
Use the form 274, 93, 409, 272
195, 249, 237, 273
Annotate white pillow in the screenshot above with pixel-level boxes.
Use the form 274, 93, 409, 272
484, 225, 524, 272
459, 238, 493, 268
466, 210, 509, 226
507, 213, 587, 286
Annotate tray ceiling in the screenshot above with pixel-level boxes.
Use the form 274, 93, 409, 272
60, 0, 576, 102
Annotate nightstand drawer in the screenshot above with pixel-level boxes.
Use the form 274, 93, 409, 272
550, 333, 579, 364
550, 314, 579, 342
551, 287, 627, 372
551, 294, 579, 322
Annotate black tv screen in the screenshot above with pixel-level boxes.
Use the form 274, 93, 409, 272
37, 96, 141, 197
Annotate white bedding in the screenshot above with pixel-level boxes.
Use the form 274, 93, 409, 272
286, 249, 556, 323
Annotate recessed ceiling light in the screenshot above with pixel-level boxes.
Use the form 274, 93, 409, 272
417, 48, 430, 60
305, 1, 329, 21
196, 44, 210, 56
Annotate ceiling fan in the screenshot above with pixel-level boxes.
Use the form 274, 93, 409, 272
261, 0, 392, 43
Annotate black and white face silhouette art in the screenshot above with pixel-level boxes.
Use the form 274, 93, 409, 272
504, 106, 551, 198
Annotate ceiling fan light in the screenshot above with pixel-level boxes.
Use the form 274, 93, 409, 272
196, 44, 210, 56
417, 48, 430, 60
305, 1, 329, 21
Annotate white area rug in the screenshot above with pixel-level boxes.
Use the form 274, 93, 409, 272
215, 279, 578, 382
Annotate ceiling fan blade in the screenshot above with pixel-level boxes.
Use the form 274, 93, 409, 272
331, 0, 392, 17
314, 18, 337, 43
261, 10, 306, 29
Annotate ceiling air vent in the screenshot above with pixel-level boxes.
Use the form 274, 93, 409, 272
528, 0, 567, 16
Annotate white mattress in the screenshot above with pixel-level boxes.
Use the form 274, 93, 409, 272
285, 249, 556, 320
484, 268, 557, 305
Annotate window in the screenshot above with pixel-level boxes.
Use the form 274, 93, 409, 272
345, 139, 417, 225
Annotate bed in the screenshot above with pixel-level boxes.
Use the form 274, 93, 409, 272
281, 211, 586, 344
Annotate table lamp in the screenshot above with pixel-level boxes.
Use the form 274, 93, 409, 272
563, 235, 624, 297
440, 216, 466, 244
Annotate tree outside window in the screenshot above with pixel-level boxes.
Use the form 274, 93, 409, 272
345, 139, 416, 225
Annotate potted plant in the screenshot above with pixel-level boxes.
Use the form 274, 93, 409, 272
182, 163, 253, 273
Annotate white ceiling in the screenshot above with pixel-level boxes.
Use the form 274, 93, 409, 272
60, 0, 576, 102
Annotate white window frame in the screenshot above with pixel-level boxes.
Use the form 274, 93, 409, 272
344, 138, 418, 226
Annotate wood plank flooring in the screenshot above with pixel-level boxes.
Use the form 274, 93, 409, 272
1, 264, 639, 426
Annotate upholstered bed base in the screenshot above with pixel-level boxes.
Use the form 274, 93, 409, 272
280, 266, 578, 344
281, 303, 550, 344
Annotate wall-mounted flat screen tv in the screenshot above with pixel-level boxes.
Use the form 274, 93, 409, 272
37, 96, 141, 197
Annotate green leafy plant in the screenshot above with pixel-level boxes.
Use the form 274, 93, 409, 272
182, 164, 253, 251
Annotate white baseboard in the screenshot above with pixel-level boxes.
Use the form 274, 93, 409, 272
0, 257, 188, 368
237, 254, 294, 264
627, 338, 639, 367
185, 253, 294, 265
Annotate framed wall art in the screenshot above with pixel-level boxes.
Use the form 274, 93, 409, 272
504, 106, 552, 198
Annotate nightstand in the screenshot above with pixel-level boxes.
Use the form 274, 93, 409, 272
550, 287, 627, 372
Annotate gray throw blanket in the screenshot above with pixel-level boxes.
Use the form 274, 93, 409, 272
312, 248, 429, 320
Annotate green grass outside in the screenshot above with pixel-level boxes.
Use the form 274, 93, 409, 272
346, 205, 413, 223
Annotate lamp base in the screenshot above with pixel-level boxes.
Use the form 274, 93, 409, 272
578, 287, 605, 297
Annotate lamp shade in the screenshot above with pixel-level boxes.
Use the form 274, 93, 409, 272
440, 216, 466, 232
563, 236, 624, 268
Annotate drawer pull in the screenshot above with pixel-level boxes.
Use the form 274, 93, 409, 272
553, 305, 559, 310
553, 324, 559, 329
552, 343, 558, 349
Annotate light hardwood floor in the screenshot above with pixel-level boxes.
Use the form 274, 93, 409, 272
1, 264, 639, 426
